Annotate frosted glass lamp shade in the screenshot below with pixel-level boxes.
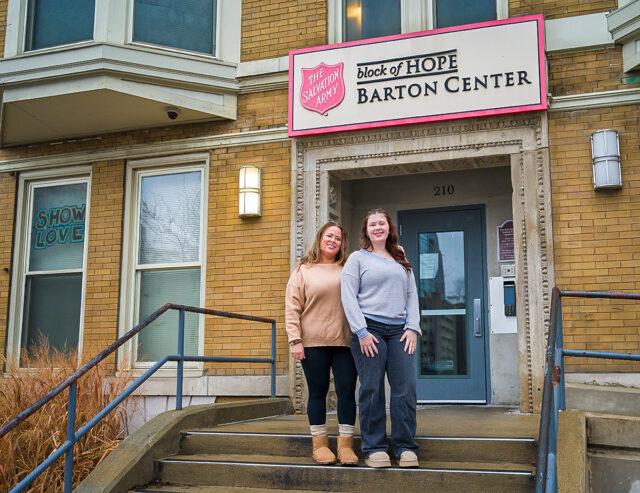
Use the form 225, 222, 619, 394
591, 130, 622, 190
239, 166, 262, 217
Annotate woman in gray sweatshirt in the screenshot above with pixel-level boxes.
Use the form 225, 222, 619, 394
341, 208, 421, 469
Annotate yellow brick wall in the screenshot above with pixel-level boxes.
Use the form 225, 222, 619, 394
0, 145, 291, 376
509, 0, 616, 19
0, 0, 7, 57
0, 91, 288, 162
0, 89, 290, 376
241, 0, 326, 62
204, 142, 291, 375
0, 172, 16, 359
77, 145, 292, 376
550, 105, 640, 372
548, 47, 640, 97
82, 161, 125, 370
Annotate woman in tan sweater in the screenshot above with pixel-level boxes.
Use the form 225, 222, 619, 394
285, 221, 358, 466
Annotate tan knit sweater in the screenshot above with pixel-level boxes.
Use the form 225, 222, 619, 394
285, 262, 350, 347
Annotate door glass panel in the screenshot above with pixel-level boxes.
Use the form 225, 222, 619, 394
343, 0, 401, 42
29, 183, 87, 271
21, 273, 82, 357
418, 231, 467, 376
136, 268, 200, 362
138, 171, 201, 265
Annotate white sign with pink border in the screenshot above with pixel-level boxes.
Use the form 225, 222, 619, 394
288, 15, 546, 137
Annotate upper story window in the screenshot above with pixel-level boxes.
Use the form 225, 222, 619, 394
25, 0, 96, 51
334, 0, 505, 43
6, 0, 229, 59
132, 0, 218, 55
1, 1, 240, 146
344, 0, 401, 42
433, 0, 497, 29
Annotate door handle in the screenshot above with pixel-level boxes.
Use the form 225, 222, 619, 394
473, 298, 482, 337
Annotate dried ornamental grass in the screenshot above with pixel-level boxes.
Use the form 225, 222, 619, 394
0, 342, 130, 492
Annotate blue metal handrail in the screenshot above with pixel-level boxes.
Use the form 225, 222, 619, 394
535, 288, 640, 493
0, 303, 277, 493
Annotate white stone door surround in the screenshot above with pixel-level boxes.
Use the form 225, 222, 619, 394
290, 114, 554, 414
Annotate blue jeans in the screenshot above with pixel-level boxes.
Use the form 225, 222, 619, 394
350, 318, 418, 458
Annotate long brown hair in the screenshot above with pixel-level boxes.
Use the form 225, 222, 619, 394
299, 221, 348, 267
360, 208, 412, 271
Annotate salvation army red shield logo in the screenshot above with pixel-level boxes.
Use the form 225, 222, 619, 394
299, 62, 345, 116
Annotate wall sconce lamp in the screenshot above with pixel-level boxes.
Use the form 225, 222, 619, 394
239, 166, 262, 217
591, 129, 622, 190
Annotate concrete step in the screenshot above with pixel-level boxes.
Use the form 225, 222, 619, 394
132, 485, 328, 492
567, 383, 640, 417
181, 431, 536, 465
156, 454, 535, 492
205, 408, 540, 439
163, 453, 536, 471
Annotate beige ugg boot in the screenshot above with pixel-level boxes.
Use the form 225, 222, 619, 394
337, 436, 359, 466
312, 435, 336, 464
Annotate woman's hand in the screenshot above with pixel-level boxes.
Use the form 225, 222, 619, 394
290, 343, 305, 360
400, 329, 417, 354
359, 334, 379, 358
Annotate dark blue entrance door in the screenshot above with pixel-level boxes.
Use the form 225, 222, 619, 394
400, 206, 488, 403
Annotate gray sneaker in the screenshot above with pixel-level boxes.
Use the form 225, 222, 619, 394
398, 450, 419, 468
365, 451, 392, 468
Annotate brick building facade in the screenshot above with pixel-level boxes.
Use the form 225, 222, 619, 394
0, 0, 639, 416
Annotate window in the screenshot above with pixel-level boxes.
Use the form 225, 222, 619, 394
128, 163, 206, 364
330, 0, 506, 43
343, 0, 401, 42
434, 0, 497, 29
132, 0, 218, 55
10, 175, 90, 364
25, 0, 95, 51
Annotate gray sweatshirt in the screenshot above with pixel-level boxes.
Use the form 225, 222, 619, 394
341, 249, 421, 339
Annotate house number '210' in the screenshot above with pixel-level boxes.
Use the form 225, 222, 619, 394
434, 185, 455, 196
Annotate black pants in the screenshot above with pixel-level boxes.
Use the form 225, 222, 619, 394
301, 346, 358, 426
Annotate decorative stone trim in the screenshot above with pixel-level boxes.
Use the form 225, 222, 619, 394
292, 114, 553, 413
550, 88, 640, 112
0, 127, 289, 172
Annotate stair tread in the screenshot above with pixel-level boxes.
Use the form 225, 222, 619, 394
160, 453, 535, 473
194, 411, 539, 438
132, 485, 328, 493
184, 429, 535, 441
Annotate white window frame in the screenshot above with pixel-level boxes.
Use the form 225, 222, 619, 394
118, 153, 209, 375
328, 0, 509, 44
5, 0, 240, 63
126, 0, 222, 59
4, 0, 98, 57
6, 166, 92, 368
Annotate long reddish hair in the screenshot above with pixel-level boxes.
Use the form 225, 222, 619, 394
360, 208, 412, 272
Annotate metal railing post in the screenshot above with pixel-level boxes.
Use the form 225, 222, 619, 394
176, 309, 185, 411
555, 303, 566, 412
547, 297, 565, 492
270, 320, 276, 398
63, 382, 77, 493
